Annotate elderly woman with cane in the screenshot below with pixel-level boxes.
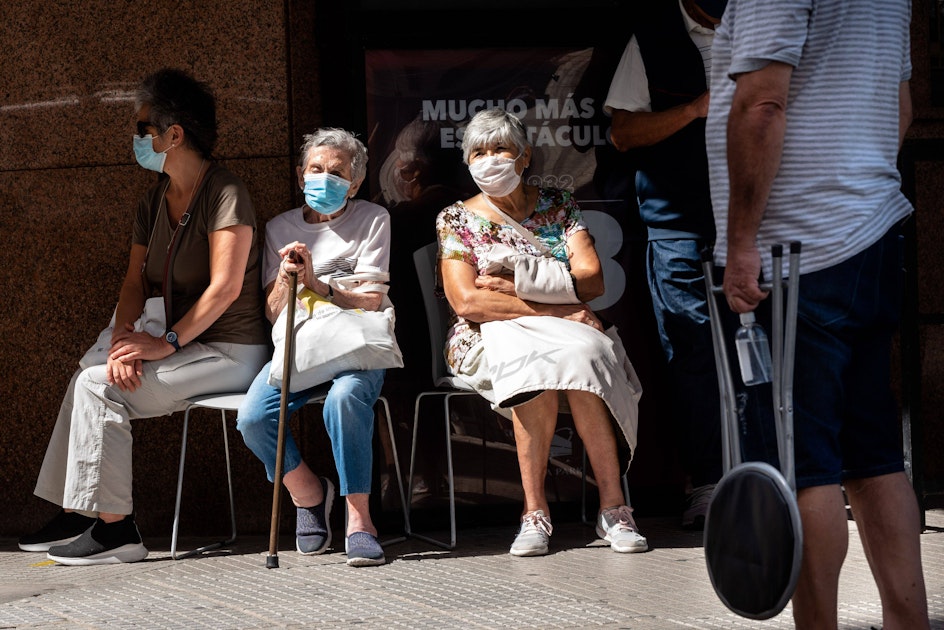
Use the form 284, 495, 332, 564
236, 128, 393, 567
437, 108, 647, 557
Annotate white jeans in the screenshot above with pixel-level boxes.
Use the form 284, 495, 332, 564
33, 341, 269, 516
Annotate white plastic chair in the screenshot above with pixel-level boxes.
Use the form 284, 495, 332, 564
172, 390, 408, 559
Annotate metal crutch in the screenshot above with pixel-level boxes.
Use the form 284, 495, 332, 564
700, 242, 803, 620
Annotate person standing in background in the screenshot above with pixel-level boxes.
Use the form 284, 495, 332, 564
604, 0, 727, 530
706, 1, 929, 626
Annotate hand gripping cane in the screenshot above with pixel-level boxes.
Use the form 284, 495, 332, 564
266, 251, 299, 568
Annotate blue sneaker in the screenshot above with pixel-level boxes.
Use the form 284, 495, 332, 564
345, 531, 385, 567
296, 477, 335, 555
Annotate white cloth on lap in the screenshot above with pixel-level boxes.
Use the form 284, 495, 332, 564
472, 317, 642, 466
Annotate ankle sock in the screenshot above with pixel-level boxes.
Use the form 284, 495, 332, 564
92, 516, 139, 545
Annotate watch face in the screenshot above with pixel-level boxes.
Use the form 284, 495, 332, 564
166, 331, 178, 343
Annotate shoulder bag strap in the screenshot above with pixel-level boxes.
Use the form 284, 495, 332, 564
482, 196, 554, 258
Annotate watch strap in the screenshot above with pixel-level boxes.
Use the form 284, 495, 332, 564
165, 330, 181, 352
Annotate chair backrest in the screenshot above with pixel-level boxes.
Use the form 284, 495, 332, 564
413, 242, 470, 390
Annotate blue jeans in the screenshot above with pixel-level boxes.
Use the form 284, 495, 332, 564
647, 238, 723, 487
236, 363, 385, 495
653, 240, 781, 482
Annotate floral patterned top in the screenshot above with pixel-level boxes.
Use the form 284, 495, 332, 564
435, 187, 588, 373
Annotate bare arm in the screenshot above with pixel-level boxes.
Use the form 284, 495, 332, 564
722, 61, 792, 313
172, 224, 254, 344
264, 276, 383, 323
106, 244, 149, 391
111, 224, 253, 361
899, 80, 912, 150
265, 274, 293, 324
566, 229, 605, 301
441, 257, 602, 331
265, 242, 383, 323
329, 286, 383, 311
609, 91, 709, 151
111, 244, 149, 339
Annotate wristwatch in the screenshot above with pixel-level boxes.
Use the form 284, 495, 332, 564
165, 329, 181, 352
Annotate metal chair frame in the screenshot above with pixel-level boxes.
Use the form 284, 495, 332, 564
172, 391, 407, 559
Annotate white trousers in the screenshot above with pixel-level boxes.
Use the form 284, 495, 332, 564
33, 341, 269, 516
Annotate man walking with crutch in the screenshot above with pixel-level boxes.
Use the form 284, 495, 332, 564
705, 1, 930, 627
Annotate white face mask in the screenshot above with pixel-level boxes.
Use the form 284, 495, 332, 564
468, 154, 522, 198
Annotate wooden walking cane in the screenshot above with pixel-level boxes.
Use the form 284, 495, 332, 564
266, 251, 299, 569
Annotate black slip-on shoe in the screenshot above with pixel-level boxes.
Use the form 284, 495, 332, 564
47, 515, 148, 565
18, 510, 96, 552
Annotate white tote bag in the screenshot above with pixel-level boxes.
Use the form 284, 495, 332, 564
79, 296, 167, 369
268, 287, 404, 393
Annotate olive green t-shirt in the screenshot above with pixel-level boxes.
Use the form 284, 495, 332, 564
133, 163, 269, 345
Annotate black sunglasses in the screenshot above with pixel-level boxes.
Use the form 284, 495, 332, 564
136, 120, 159, 138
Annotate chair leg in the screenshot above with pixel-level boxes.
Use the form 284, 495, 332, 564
406, 391, 456, 550
378, 396, 407, 546
171, 408, 191, 559
221, 410, 238, 548
172, 407, 238, 560
443, 394, 457, 549
406, 392, 435, 537
405, 394, 422, 536
581, 448, 592, 526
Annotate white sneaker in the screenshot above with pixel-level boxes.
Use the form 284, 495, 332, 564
596, 505, 648, 553
509, 510, 553, 557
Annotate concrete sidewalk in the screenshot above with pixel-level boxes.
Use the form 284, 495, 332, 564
1, 510, 942, 629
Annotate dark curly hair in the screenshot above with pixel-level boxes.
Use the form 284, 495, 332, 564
135, 68, 218, 159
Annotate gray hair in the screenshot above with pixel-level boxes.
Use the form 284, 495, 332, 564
460, 108, 530, 164
298, 128, 368, 184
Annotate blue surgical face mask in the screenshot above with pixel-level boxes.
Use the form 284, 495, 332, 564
133, 133, 173, 173
303, 173, 352, 215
